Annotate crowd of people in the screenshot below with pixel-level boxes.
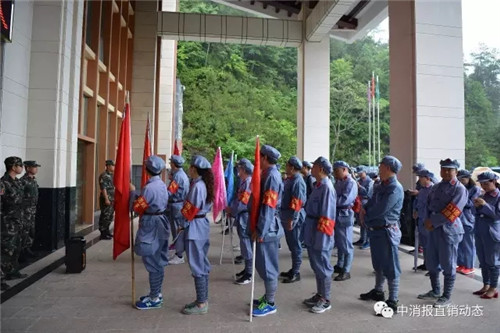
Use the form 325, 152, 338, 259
3, 148, 499, 318
128, 147, 500, 316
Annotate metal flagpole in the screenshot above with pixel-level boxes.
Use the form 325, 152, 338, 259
414, 224, 419, 272
376, 75, 381, 162
219, 211, 226, 265
249, 240, 257, 322
130, 211, 136, 306
372, 74, 376, 166
368, 81, 372, 167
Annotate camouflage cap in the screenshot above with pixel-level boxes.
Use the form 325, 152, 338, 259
4, 156, 23, 168
105, 160, 115, 166
24, 160, 41, 167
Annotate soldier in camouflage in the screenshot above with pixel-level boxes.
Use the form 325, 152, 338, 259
1, 156, 28, 280
1, 182, 11, 290
20, 160, 40, 258
98, 160, 115, 240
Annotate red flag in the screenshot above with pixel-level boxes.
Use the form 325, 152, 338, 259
141, 114, 152, 188
113, 99, 132, 260
173, 139, 180, 155
212, 147, 227, 223
249, 136, 261, 233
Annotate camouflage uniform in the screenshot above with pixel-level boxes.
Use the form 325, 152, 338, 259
98, 170, 115, 234
20, 173, 39, 250
1, 172, 24, 276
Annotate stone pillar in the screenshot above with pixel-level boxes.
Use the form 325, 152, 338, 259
131, 0, 158, 165
389, 0, 465, 187
297, 37, 330, 162
156, 0, 178, 157
26, 0, 84, 249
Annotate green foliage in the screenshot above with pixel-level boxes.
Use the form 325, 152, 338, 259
177, 1, 499, 169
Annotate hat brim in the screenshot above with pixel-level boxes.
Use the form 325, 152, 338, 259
440, 165, 457, 169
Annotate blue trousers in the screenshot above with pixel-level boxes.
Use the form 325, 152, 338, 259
417, 218, 429, 249
307, 247, 333, 300
369, 228, 401, 280
237, 226, 253, 275
142, 238, 169, 299
284, 225, 303, 274
457, 225, 475, 268
475, 225, 500, 288
426, 226, 463, 299
186, 239, 210, 303
256, 240, 279, 303
335, 224, 354, 272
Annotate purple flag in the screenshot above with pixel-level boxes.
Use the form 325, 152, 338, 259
212, 147, 227, 223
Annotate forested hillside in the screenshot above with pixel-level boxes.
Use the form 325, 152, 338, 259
177, 0, 500, 168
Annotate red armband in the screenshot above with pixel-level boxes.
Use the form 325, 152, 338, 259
181, 200, 200, 221
441, 202, 461, 223
239, 191, 250, 205
262, 190, 278, 208
289, 197, 303, 212
133, 196, 149, 215
168, 180, 179, 194
317, 216, 335, 236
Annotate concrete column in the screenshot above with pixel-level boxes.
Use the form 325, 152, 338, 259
389, 0, 465, 187
297, 37, 330, 162
156, 0, 178, 157
131, 0, 158, 164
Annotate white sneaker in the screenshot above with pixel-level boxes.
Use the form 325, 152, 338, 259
233, 245, 241, 251
169, 255, 185, 265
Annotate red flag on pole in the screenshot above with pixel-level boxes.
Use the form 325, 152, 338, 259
212, 147, 227, 223
113, 96, 132, 260
141, 114, 152, 188
173, 139, 180, 155
249, 136, 261, 233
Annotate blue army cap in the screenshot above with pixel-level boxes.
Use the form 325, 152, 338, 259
237, 158, 254, 174
24, 160, 41, 167
368, 171, 378, 179
287, 156, 302, 170
302, 160, 312, 169
380, 155, 402, 173
313, 156, 333, 175
457, 169, 471, 179
260, 145, 281, 162
191, 155, 211, 169
145, 155, 165, 175
169, 155, 184, 167
105, 159, 115, 166
412, 162, 425, 173
333, 160, 350, 169
417, 169, 434, 179
356, 165, 367, 173
440, 158, 460, 169
477, 171, 499, 183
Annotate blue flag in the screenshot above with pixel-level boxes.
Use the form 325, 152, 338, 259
225, 151, 235, 205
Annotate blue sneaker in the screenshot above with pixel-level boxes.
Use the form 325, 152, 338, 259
360, 242, 370, 250
139, 293, 163, 303
135, 297, 162, 310
252, 300, 277, 317
252, 295, 266, 306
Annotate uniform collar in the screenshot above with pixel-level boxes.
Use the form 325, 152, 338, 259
488, 188, 499, 197
382, 176, 396, 185
146, 175, 161, 184
449, 177, 458, 186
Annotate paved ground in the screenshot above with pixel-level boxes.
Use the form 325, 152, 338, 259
1, 222, 500, 333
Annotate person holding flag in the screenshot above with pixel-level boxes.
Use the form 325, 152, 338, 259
227, 158, 254, 285
167, 155, 190, 265
133, 156, 170, 310
280, 156, 307, 283
302, 157, 336, 314
252, 145, 284, 317
181, 155, 214, 315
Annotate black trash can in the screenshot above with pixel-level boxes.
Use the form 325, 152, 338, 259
65, 236, 86, 273
400, 190, 416, 246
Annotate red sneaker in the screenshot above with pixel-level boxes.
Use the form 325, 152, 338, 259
456, 266, 464, 274
461, 268, 475, 275
418, 246, 424, 253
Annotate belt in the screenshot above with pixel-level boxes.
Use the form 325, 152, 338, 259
306, 215, 319, 219
143, 211, 166, 216
369, 225, 397, 231
194, 214, 206, 218
169, 200, 184, 204
337, 205, 352, 210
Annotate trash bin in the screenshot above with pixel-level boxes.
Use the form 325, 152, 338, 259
65, 236, 86, 273
400, 190, 416, 246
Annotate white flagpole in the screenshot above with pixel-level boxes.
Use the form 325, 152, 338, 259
249, 240, 257, 322
372, 72, 376, 166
